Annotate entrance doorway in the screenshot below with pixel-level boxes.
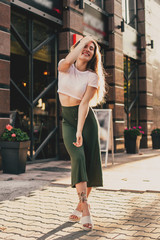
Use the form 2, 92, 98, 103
124, 56, 139, 128
11, 8, 58, 160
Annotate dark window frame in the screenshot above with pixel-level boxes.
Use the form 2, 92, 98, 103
124, 56, 139, 128
123, 0, 137, 30
11, 6, 59, 161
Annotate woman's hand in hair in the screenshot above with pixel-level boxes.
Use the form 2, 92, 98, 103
80, 36, 94, 45
58, 36, 94, 73
73, 131, 83, 147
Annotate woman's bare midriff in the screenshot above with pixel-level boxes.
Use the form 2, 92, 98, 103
58, 93, 81, 106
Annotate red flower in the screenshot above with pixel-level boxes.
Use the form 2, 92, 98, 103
6, 124, 13, 131
11, 133, 16, 137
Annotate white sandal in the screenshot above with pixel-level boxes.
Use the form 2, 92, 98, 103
69, 209, 82, 222
81, 215, 94, 230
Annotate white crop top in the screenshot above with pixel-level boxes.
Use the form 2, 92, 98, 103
57, 59, 98, 100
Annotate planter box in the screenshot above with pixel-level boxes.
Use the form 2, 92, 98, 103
125, 135, 141, 154
0, 141, 30, 174
152, 135, 160, 149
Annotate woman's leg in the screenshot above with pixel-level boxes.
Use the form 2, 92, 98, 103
62, 120, 88, 221
76, 182, 92, 229
87, 187, 92, 197
69, 186, 92, 221
83, 108, 103, 187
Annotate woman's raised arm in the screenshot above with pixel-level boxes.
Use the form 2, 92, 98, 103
58, 36, 93, 72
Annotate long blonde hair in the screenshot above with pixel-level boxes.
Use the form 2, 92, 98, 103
71, 38, 106, 106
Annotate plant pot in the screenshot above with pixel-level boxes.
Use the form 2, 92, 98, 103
0, 141, 30, 174
125, 135, 142, 154
152, 135, 160, 149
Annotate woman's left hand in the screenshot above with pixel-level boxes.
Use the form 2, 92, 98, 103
73, 131, 83, 147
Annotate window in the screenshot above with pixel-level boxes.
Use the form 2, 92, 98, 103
122, 0, 137, 29
11, 9, 58, 160
89, 0, 104, 9
124, 56, 139, 128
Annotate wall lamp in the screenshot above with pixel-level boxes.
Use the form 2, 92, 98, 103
117, 19, 125, 32
75, 0, 84, 9
146, 40, 154, 49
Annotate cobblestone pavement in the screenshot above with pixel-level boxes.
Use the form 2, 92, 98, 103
1, 185, 160, 240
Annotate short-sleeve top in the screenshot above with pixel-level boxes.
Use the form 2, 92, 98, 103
57, 59, 98, 100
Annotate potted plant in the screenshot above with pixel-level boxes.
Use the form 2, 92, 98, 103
0, 124, 30, 174
124, 126, 144, 154
151, 128, 160, 149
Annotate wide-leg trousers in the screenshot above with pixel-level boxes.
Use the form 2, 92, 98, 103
62, 105, 103, 188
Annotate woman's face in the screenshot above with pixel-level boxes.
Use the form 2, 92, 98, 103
79, 41, 95, 62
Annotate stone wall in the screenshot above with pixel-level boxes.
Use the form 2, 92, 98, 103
0, 0, 10, 169
105, 0, 124, 152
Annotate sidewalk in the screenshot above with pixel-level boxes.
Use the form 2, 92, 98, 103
55, 148, 160, 193
1, 148, 160, 239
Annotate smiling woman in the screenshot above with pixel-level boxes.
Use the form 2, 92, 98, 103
58, 36, 106, 230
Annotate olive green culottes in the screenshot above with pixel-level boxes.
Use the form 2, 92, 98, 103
62, 105, 103, 188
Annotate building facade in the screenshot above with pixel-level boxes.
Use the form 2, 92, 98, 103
0, 0, 160, 164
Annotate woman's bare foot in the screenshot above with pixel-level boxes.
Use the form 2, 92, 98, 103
81, 202, 92, 229
69, 202, 82, 221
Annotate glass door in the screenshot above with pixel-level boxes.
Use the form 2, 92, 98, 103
11, 8, 58, 160
124, 56, 139, 128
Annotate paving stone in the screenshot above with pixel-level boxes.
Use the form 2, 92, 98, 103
125, 238, 143, 240
152, 228, 160, 233
129, 226, 156, 232
1, 185, 160, 239
78, 236, 99, 240
114, 234, 133, 239
111, 229, 138, 236
123, 221, 151, 227
106, 223, 133, 230
133, 231, 160, 238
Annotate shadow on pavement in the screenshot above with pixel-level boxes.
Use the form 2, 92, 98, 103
37, 221, 87, 240
30, 167, 71, 172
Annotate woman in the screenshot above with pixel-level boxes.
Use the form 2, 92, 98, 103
58, 36, 106, 230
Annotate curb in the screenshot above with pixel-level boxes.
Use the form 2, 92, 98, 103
97, 188, 160, 194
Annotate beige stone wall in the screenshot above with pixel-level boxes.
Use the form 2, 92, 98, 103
138, 0, 160, 147
145, 0, 160, 131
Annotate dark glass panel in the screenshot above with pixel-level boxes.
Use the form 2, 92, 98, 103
11, 7, 58, 161
33, 20, 53, 49
11, 36, 29, 99
124, 56, 138, 128
33, 40, 55, 99
33, 87, 57, 159
11, 35, 26, 56
128, 0, 136, 28
34, 134, 57, 160
89, 0, 104, 9
11, 10, 28, 44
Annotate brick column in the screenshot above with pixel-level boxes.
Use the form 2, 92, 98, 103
105, 0, 124, 152
137, 0, 153, 148
0, 0, 10, 168
58, 0, 84, 159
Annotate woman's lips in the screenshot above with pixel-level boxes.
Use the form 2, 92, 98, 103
82, 52, 90, 56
